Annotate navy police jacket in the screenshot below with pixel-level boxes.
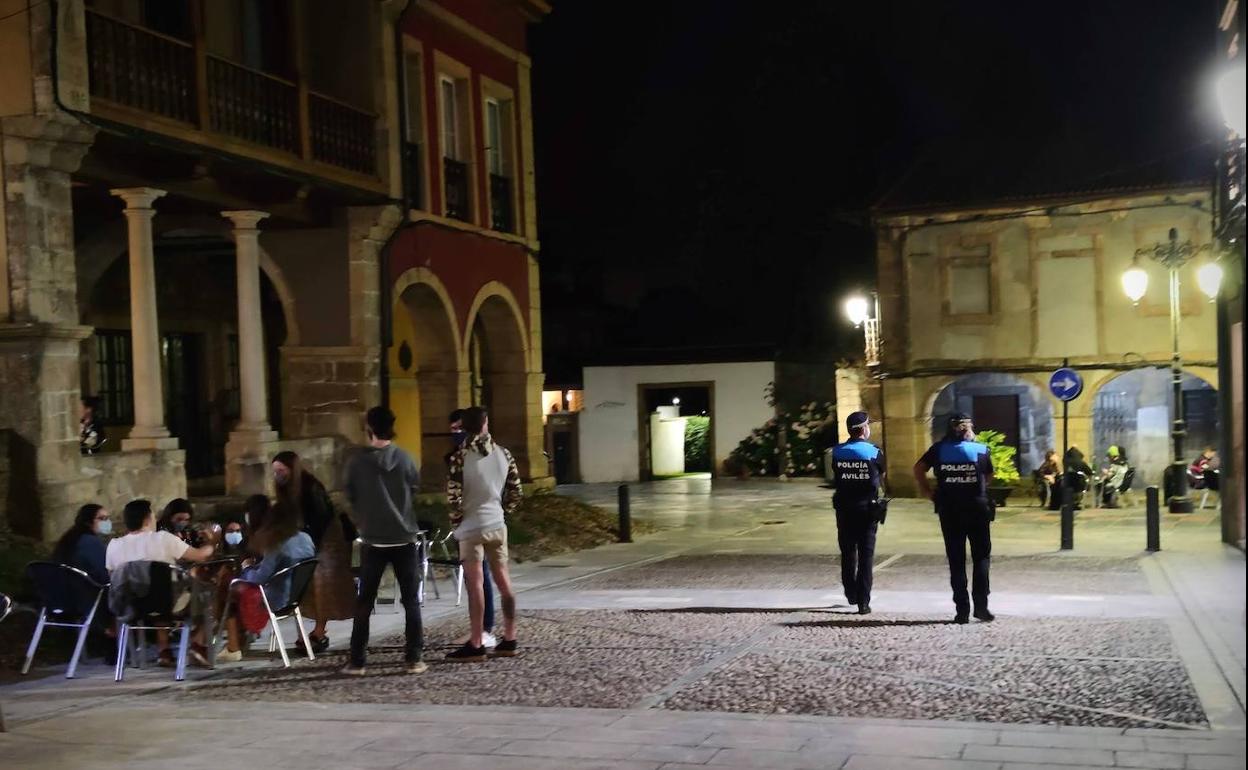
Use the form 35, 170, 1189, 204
831, 438, 884, 508
921, 438, 994, 508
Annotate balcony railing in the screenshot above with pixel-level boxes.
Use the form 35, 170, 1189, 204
206, 57, 298, 153
489, 173, 514, 233
86, 11, 195, 123
444, 157, 470, 222
85, 9, 378, 180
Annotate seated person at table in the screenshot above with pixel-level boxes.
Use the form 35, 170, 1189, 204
106, 499, 218, 667
159, 498, 210, 548
218, 497, 314, 663
1190, 447, 1220, 491
51, 503, 114, 658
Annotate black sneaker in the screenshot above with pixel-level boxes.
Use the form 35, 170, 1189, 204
445, 643, 487, 662
858, 603, 872, 615
491, 639, 518, 658
953, 611, 970, 624
845, 592, 859, 607
973, 607, 995, 622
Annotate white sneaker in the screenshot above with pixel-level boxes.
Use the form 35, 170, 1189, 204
217, 649, 243, 663
482, 632, 498, 648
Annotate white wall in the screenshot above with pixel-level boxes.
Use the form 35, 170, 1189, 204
578, 361, 776, 483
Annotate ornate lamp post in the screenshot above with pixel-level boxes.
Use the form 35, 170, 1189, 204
844, 292, 882, 368
1123, 228, 1220, 512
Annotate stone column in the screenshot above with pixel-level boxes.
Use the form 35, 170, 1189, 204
222, 210, 275, 439
110, 188, 177, 451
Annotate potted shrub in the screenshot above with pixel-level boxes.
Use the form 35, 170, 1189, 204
978, 429, 1021, 507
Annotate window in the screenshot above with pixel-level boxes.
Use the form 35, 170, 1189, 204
486, 98, 504, 176
93, 330, 133, 425
948, 263, 991, 316
440, 77, 461, 161
402, 51, 425, 208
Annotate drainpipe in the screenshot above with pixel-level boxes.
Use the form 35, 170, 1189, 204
380, 0, 418, 410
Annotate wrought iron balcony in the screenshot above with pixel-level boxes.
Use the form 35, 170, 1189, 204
444, 157, 471, 222
489, 173, 514, 233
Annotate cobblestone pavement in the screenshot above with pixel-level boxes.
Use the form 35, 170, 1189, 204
1, 480, 1243, 769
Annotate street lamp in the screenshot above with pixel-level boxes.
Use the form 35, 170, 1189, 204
1126, 228, 1217, 512
843, 292, 881, 367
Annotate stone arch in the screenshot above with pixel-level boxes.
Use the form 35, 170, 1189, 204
1091, 367, 1219, 488
75, 217, 301, 345
390, 267, 463, 489
464, 281, 531, 473
927, 372, 1056, 475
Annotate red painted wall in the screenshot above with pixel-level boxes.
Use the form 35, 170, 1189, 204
388, 224, 530, 336
412, 0, 530, 54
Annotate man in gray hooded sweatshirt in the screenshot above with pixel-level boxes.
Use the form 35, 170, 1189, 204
342, 406, 426, 675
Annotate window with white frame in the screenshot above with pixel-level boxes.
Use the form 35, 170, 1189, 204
440, 76, 462, 160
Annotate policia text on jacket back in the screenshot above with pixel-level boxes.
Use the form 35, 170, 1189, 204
913, 412, 996, 624
829, 411, 886, 615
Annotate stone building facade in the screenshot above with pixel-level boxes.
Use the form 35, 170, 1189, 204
869, 187, 1224, 527
1, 0, 550, 542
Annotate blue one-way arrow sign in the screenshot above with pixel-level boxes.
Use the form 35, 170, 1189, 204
1049, 367, 1083, 401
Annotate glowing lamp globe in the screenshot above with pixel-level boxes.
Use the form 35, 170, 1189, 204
1197, 261, 1224, 301
1218, 66, 1247, 138
1122, 266, 1149, 305
844, 295, 870, 327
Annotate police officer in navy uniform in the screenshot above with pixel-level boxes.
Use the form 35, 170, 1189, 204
913, 412, 995, 624
830, 411, 885, 615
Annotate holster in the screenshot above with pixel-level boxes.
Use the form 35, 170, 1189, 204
869, 498, 889, 525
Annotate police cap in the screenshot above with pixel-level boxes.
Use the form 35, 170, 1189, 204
846, 411, 869, 431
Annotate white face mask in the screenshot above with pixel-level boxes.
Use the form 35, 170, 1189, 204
97, 520, 113, 536
224, 532, 243, 546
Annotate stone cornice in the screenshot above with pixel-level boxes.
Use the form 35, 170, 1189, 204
0, 323, 94, 342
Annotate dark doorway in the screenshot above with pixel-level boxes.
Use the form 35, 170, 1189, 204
637, 382, 715, 481
553, 431, 574, 484
162, 333, 211, 478
973, 394, 1020, 452
1183, 389, 1218, 458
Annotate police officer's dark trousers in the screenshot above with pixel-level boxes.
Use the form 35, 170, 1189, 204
835, 503, 878, 606
937, 506, 991, 612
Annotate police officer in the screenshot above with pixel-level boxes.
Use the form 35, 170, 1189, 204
913, 412, 995, 624
830, 411, 885, 615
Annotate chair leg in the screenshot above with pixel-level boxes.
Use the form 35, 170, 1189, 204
294, 609, 315, 661
66, 623, 91, 679
428, 560, 441, 601
268, 630, 277, 653
135, 627, 146, 669
114, 624, 129, 682
174, 624, 191, 681
455, 566, 464, 607
270, 615, 291, 668
21, 609, 47, 675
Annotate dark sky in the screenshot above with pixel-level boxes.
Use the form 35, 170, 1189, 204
529, 1, 1224, 381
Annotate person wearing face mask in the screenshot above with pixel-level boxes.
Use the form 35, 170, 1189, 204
222, 519, 247, 556
913, 413, 996, 624
829, 412, 886, 615
159, 499, 207, 548
52, 503, 116, 660
445, 409, 496, 649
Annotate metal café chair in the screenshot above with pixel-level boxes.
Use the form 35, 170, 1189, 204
115, 561, 194, 682
224, 558, 318, 668
422, 528, 465, 607
22, 562, 108, 679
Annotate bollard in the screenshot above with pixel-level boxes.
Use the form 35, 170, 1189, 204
1146, 485, 1161, 552
1060, 483, 1075, 550
617, 484, 632, 543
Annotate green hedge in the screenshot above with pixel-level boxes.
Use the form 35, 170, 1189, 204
726, 400, 835, 477
684, 416, 711, 472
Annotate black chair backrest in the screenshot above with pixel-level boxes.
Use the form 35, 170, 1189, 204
25, 562, 103, 621
267, 558, 318, 614
130, 561, 177, 620
1120, 468, 1136, 491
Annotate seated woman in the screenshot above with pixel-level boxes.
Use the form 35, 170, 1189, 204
159, 498, 209, 548
51, 504, 115, 659
1036, 450, 1061, 507
1100, 447, 1130, 508
218, 496, 314, 663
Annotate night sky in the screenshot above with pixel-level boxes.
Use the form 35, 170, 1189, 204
529, 1, 1224, 382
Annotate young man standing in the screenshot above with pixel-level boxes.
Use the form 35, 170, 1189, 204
342, 406, 426, 675
445, 406, 521, 661
446, 409, 496, 649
